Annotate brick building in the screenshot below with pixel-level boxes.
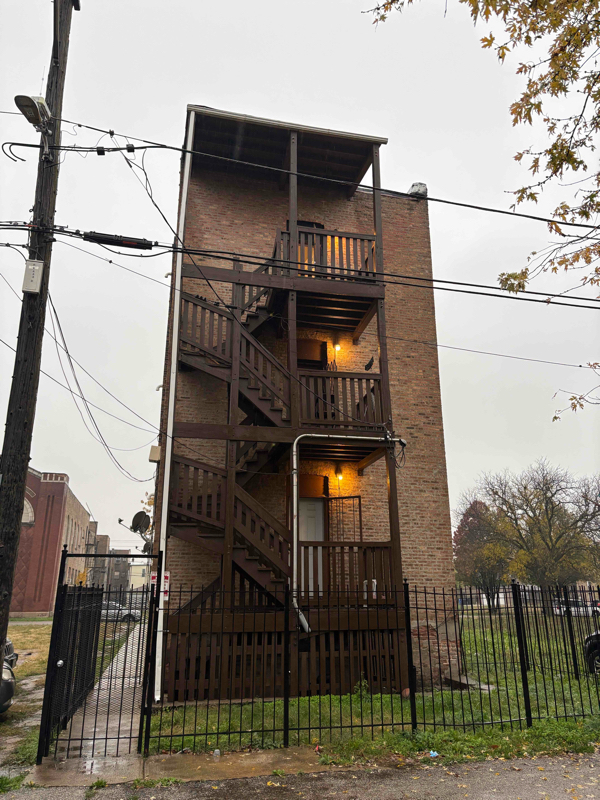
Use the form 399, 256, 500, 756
11, 468, 98, 616
107, 549, 130, 592
153, 107, 454, 698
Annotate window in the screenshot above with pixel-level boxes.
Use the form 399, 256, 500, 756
141, 569, 146, 577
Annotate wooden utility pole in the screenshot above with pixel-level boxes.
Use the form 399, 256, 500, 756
0, 0, 79, 662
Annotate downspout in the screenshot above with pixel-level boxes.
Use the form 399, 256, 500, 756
291, 432, 400, 633
154, 111, 196, 702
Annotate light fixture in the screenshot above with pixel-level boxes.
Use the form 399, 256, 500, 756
335, 464, 343, 481
335, 344, 341, 352
14, 95, 52, 130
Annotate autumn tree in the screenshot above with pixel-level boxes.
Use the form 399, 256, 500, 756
453, 499, 511, 608
476, 460, 600, 587
371, 0, 600, 413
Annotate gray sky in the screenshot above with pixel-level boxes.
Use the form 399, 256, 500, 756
1, 0, 599, 551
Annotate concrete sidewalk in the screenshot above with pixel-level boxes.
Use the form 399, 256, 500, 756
6, 751, 600, 799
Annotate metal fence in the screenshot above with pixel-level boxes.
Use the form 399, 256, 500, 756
144, 582, 600, 754
39, 580, 600, 761
37, 582, 153, 761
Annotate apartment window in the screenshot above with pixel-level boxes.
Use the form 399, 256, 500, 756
141, 569, 146, 577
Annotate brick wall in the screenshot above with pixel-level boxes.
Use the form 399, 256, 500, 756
156, 162, 454, 591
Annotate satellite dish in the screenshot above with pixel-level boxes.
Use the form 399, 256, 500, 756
131, 511, 151, 534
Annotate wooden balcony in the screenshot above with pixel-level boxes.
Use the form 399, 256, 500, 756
298, 370, 384, 429
276, 227, 377, 281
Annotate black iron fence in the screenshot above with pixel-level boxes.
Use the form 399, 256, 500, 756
37, 580, 154, 761
38, 579, 600, 761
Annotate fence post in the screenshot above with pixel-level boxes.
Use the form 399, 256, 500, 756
562, 585, 580, 680
143, 551, 163, 757
36, 547, 69, 764
403, 582, 418, 732
283, 586, 290, 748
511, 581, 532, 728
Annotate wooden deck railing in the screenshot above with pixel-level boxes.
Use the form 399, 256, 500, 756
298, 541, 393, 601
298, 370, 384, 428
275, 227, 377, 281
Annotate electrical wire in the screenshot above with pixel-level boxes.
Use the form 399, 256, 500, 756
47, 295, 155, 480
3, 221, 599, 310
44, 118, 600, 232
49, 240, 595, 371
0, 266, 291, 476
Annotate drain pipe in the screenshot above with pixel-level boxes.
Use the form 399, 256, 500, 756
291, 432, 401, 633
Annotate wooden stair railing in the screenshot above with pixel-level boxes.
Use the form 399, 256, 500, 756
169, 459, 291, 593
179, 293, 233, 365
169, 456, 227, 529
178, 293, 291, 425
239, 329, 291, 423
232, 484, 291, 581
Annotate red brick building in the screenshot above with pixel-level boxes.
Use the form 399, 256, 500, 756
11, 468, 98, 616
153, 107, 454, 698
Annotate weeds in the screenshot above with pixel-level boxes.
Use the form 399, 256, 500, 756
0, 775, 25, 795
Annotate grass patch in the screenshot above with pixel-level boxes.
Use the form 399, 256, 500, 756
0, 775, 25, 794
320, 717, 600, 765
2, 727, 40, 767
7, 623, 52, 680
85, 779, 107, 799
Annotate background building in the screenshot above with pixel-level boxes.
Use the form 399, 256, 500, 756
107, 549, 130, 592
11, 468, 99, 616
129, 561, 149, 590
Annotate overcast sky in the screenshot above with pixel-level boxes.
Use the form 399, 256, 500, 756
1, 0, 599, 551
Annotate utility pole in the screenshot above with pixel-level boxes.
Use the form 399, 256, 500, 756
0, 0, 79, 662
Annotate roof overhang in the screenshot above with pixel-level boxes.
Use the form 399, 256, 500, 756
186, 105, 387, 194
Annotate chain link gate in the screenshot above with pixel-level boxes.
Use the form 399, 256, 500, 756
36, 549, 159, 762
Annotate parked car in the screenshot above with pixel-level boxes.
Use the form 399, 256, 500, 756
3, 638, 18, 670
553, 599, 600, 617
101, 601, 141, 623
0, 662, 16, 716
584, 631, 600, 674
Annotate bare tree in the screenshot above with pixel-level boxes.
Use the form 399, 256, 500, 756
478, 460, 600, 588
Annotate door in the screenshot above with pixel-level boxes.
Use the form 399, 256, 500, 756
299, 498, 325, 595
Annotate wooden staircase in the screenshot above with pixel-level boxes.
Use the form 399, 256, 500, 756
169, 456, 290, 599
179, 293, 290, 426
236, 440, 283, 488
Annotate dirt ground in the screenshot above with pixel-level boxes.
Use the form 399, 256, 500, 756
4, 752, 600, 799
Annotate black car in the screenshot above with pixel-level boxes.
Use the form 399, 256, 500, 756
0, 662, 15, 715
4, 638, 18, 670
584, 631, 600, 673
0, 639, 17, 716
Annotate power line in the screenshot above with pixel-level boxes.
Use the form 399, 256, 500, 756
47, 241, 597, 371
47, 296, 157, 476
3, 220, 598, 309
29, 117, 600, 232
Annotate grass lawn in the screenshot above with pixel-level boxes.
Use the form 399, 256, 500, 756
0, 623, 51, 768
